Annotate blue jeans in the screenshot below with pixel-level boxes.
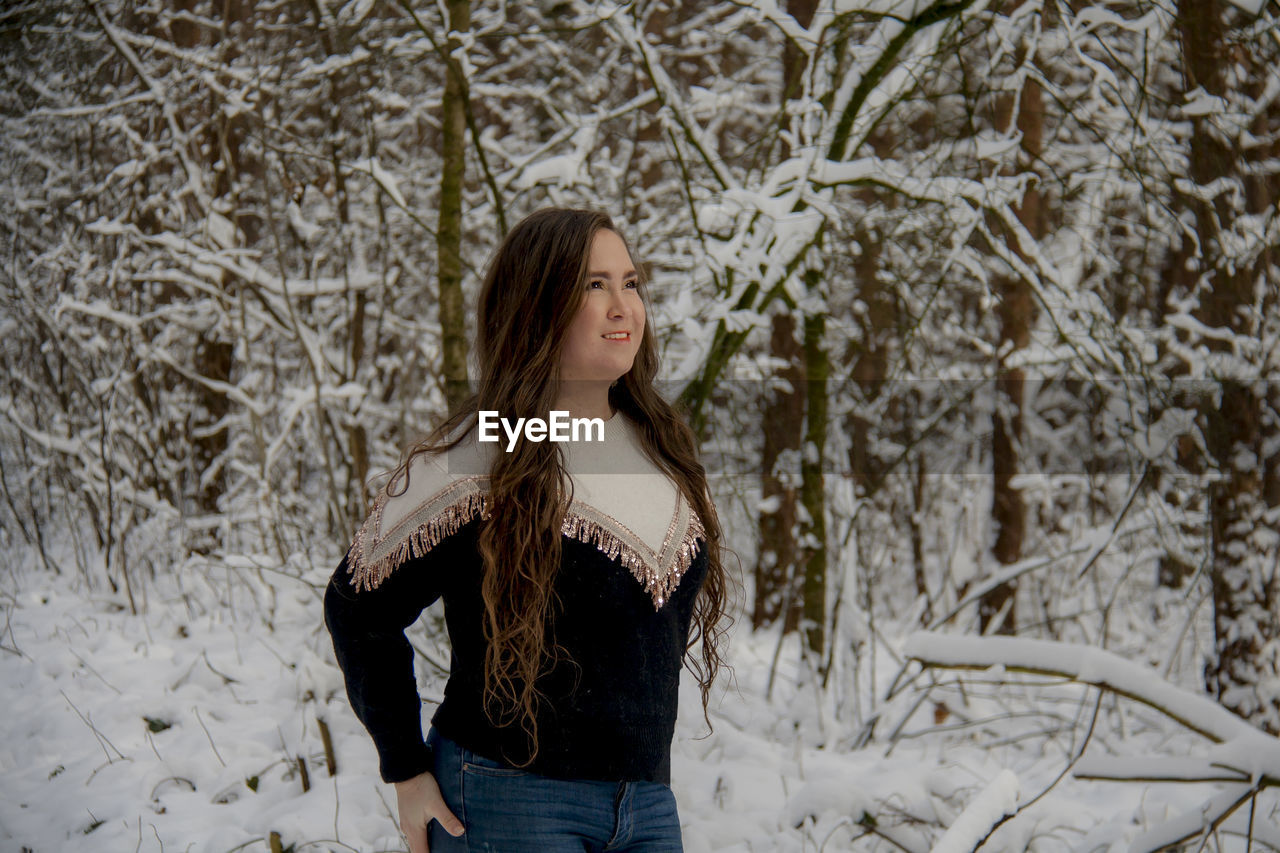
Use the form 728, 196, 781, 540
425, 728, 684, 852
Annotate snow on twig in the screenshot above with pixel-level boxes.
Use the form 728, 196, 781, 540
903, 632, 1268, 746
1128, 784, 1258, 853
928, 769, 1019, 853
1073, 755, 1250, 784
905, 632, 1280, 851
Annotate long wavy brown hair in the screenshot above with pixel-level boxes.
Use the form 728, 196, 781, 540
385, 207, 730, 761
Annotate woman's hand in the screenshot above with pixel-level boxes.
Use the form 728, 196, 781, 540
394, 770, 464, 852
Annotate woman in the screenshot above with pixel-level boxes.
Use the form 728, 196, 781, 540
324, 208, 730, 853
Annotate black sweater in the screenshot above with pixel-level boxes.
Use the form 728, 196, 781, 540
323, 418, 709, 784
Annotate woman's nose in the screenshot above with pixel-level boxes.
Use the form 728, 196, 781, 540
607, 290, 628, 318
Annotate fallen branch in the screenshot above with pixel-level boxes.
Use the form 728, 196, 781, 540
903, 633, 1267, 747
928, 769, 1019, 853
318, 717, 336, 776
904, 632, 1280, 852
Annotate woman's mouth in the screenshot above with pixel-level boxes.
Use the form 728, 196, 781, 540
602, 332, 630, 341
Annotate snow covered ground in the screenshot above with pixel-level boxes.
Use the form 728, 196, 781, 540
1, 554, 1276, 852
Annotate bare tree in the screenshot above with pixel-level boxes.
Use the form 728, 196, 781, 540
1176, 0, 1280, 733
438, 0, 472, 411
979, 0, 1049, 635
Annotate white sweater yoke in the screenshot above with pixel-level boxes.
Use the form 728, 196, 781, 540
348, 413, 705, 609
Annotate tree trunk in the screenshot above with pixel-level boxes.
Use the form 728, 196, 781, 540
800, 276, 829, 662
439, 0, 471, 412
755, 312, 804, 630
980, 22, 1044, 635
845, 226, 889, 494
753, 0, 820, 632
1176, 0, 1279, 732
348, 289, 370, 524
188, 0, 256, 546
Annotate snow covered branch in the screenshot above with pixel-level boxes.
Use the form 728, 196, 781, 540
905, 632, 1280, 851
904, 632, 1270, 745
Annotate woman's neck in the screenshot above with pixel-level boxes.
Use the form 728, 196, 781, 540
553, 382, 615, 422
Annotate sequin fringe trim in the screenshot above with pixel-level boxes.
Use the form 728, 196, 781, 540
348, 492, 705, 610
559, 503, 704, 610
347, 491, 489, 592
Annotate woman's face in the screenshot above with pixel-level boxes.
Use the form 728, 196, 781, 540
558, 228, 645, 385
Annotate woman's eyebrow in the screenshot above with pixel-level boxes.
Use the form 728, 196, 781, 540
589, 270, 638, 280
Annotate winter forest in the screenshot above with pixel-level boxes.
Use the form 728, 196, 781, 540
1, 0, 1278, 850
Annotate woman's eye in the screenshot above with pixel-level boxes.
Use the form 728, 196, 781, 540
625, 280, 638, 289
589, 280, 605, 289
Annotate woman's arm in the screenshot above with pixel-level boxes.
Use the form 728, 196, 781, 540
323, 549, 441, 783
325, 548, 466, 850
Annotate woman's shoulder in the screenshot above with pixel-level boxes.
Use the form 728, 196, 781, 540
344, 426, 494, 592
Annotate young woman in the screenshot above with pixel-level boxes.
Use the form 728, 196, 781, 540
324, 208, 730, 853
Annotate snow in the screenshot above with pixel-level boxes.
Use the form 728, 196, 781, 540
1130, 408, 1197, 462
204, 211, 238, 251
82, 218, 384, 299
1223, 0, 1266, 14
1074, 755, 1250, 783
1181, 87, 1230, 118
0, 566, 351, 851
349, 157, 408, 210
903, 632, 1269, 745
1, 561, 1275, 852
928, 769, 1019, 853
1126, 785, 1254, 852
286, 201, 323, 245
6, 0, 1280, 849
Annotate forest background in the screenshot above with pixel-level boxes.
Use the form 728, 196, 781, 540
1, 0, 1278, 850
